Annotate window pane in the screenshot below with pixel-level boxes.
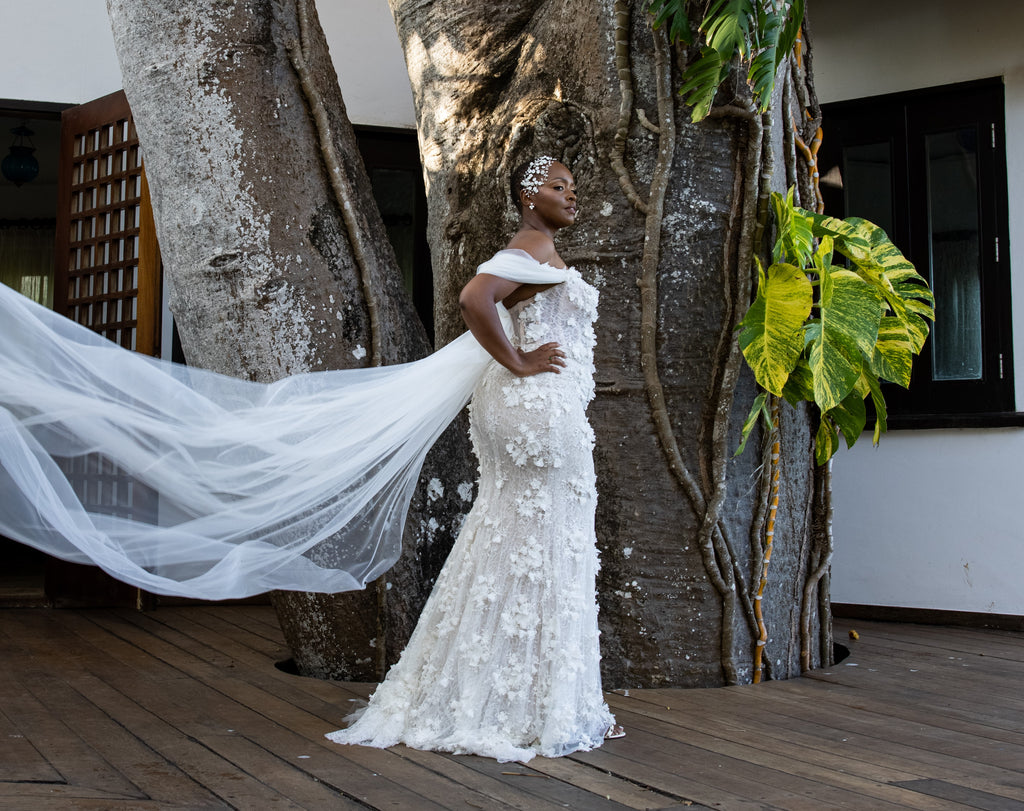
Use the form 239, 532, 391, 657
843, 142, 894, 237
926, 128, 982, 381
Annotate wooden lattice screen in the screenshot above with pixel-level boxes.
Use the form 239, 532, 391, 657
54, 89, 160, 355
47, 90, 162, 606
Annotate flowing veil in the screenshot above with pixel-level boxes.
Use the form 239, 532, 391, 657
0, 249, 565, 600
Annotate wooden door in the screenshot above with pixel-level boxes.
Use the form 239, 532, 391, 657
45, 89, 161, 607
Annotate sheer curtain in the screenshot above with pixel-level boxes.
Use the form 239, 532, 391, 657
0, 222, 55, 307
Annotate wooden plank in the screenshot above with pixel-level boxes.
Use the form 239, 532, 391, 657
3, 610, 303, 808
63, 614, 444, 811
181, 605, 290, 658
73, 610, 515, 811
845, 621, 1024, 660
801, 668, 1024, 741
675, 684, 1024, 801
583, 719, 878, 810
606, 702, 945, 811
0, 620, 151, 800
571, 744, 785, 811
132, 607, 376, 721
442, 753, 639, 811
525, 754, 690, 810
628, 683, 1016, 791
0, 783, 187, 809
840, 635, 1024, 688
197, 604, 286, 644
892, 779, 1024, 811
606, 694, 969, 811
4, 606, 1023, 811
95, 609, 697, 811
0, 702, 64, 784
811, 643, 1024, 733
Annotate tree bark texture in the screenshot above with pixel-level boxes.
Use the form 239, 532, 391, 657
106, 0, 475, 679
389, 0, 832, 686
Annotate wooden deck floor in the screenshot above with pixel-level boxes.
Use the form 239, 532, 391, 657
1, 606, 1022, 810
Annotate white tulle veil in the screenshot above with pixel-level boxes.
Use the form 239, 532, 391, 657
0, 249, 565, 599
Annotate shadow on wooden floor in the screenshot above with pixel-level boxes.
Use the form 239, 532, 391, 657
1, 606, 1022, 810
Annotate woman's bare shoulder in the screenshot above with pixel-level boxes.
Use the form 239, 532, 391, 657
506, 230, 557, 265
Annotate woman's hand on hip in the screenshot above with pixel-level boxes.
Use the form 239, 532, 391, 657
514, 342, 565, 377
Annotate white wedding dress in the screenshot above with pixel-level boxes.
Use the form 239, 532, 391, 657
0, 247, 614, 760
327, 256, 615, 762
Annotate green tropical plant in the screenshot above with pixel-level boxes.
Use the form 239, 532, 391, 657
736, 189, 935, 464
648, 0, 805, 120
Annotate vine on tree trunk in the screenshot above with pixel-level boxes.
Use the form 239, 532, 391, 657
287, 0, 383, 367
611, 0, 649, 215
752, 395, 781, 683
623, 7, 804, 683
801, 460, 834, 670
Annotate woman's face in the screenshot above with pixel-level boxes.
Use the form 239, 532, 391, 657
526, 162, 577, 228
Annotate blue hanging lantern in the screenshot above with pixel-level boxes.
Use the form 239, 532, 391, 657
2, 125, 39, 187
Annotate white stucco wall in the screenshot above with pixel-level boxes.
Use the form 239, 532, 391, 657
0, 0, 415, 127
814, 0, 1024, 614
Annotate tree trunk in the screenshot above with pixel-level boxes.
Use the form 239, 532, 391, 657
389, 0, 832, 686
106, 0, 475, 678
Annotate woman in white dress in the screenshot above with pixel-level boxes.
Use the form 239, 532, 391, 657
326, 156, 623, 762
0, 153, 621, 761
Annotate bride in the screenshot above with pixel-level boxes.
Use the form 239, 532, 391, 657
0, 154, 621, 761
326, 156, 621, 761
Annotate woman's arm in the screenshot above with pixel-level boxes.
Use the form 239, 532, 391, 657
459, 274, 565, 377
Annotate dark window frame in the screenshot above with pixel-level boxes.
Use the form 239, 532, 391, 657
820, 78, 1018, 428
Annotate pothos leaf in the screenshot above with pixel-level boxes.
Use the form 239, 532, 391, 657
781, 356, 814, 407
864, 369, 888, 444
737, 259, 813, 396
872, 316, 914, 387
815, 417, 840, 466
772, 188, 815, 266
829, 387, 868, 450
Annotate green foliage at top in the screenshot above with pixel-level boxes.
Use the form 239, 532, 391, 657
648, 0, 805, 120
735, 190, 935, 464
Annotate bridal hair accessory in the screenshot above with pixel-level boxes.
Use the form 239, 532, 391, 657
521, 155, 556, 209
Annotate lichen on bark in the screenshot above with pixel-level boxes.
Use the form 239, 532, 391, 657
389, 0, 830, 687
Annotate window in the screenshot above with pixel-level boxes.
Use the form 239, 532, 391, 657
819, 79, 1014, 424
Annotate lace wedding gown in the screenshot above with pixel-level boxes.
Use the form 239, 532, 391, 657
327, 257, 615, 762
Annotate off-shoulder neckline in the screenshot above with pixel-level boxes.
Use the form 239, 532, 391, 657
499, 247, 570, 271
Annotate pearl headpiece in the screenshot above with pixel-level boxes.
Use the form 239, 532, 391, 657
521, 155, 557, 209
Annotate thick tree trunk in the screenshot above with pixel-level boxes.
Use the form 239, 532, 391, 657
390, 0, 831, 686
107, 0, 474, 678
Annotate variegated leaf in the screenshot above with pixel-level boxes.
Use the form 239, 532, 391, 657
808, 266, 881, 412
829, 387, 868, 450
815, 417, 839, 466
872, 316, 914, 387
738, 260, 813, 395
782, 356, 814, 407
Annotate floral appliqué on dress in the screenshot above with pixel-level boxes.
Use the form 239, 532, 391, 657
326, 267, 613, 762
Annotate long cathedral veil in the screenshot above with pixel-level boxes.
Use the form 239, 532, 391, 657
0, 249, 564, 599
